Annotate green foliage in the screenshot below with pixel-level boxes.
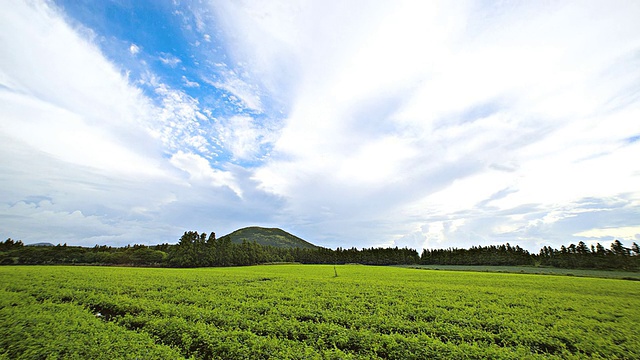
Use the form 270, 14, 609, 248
421, 243, 534, 266
539, 240, 640, 270
0, 238, 23, 252
0, 285, 181, 359
1, 265, 639, 359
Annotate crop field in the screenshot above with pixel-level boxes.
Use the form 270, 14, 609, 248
398, 264, 640, 280
1, 265, 639, 359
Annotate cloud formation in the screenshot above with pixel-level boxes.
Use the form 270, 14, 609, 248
1, 0, 639, 251
211, 0, 640, 250
0, 0, 273, 245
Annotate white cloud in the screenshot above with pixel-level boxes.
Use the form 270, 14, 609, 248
182, 75, 200, 88
145, 77, 216, 155
336, 136, 416, 186
159, 52, 182, 68
0, 0, 163, 177
129, 43, 140, 55
169, 151, 242, 197
215, 115, 271, 161
0, 193, 181, 246
574, 227, 640, 242
0, 130, 186, 246
0, 199, 118, 243
202, 66, 264, 112
0, 89, 163, 177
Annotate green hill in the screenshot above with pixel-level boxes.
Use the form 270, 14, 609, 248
219, 227, 318, 249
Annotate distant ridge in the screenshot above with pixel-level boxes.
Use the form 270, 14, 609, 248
219, 227, 319, 249
26, 242, 54, 247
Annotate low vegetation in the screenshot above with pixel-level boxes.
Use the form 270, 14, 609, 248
1, 265, 638, 359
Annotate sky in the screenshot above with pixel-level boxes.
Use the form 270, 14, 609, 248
1, 0, 639, 252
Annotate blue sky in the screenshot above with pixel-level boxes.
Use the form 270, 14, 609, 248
1, 0, 639, 251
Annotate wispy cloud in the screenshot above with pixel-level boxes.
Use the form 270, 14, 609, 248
182, 75, 200, 88
129, 43, 140, 55
169, 151, 242, 197
575, 226, 640, 242
159, 52, 182, 68
215, 115, 275, 162
201, 64, 264, 113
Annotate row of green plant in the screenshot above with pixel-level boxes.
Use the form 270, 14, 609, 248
1, 235, 639, 270
1, 265, 638, 359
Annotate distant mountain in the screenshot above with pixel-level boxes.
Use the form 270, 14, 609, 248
219, 227, 319, 249
26, 242, 54, 247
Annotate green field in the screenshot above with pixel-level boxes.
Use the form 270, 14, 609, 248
398, 264, 640, 280
1, 265, 639, 359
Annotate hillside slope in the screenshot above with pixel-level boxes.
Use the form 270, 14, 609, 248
219, 227, 318, 249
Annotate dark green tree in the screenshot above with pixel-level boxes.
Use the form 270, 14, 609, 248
632, 242, 640, 256
610, 240, 628, 256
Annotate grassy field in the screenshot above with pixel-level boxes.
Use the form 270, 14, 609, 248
398, 264, 640, 280
1, 265, 639, 359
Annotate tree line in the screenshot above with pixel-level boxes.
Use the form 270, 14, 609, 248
1, 234, 638, 270
538, 240, 639, 270
421, 240, 639, 270
421, 243, 533, 266
0, 233, 419, 268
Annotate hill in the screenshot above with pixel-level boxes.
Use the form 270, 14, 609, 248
219, 227, 319, 249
